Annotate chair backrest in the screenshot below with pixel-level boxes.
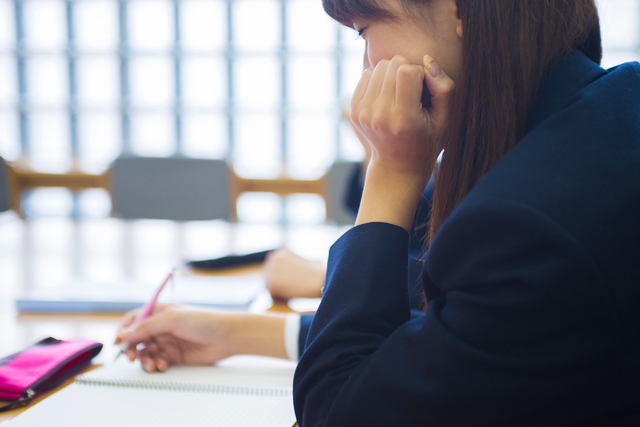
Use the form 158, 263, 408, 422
325, 160, 360, 225
110, 156, 230, 221
0, 157, 10, 213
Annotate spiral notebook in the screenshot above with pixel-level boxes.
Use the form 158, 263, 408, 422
8, 356, 297, 427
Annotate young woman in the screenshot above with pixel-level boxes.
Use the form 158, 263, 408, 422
292, 0, 640, 425
117, 0, 640, 424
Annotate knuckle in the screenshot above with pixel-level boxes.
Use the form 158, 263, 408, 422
388, 121, 404, 136
397, 64, 420, 80
357, 108, 374, 127
370, 111, 388, 132
443, 78, 456, 92
390, 55, 410, 66
389, 119, 412, 138
350, 106, 364, 124
349, 108, 358, 124
375, 59, 391, 70
433, 77, 455, 94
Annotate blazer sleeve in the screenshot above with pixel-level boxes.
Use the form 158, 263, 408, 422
293, 199, 620, 427
297, 307, 424, 359
298, 314, 314, 357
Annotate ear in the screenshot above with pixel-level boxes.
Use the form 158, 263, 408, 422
443, 0, 463, 38
454, 2, 463, 38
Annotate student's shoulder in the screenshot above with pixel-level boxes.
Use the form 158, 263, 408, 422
567, 59, 640, 138
464, 58, 640, 243
447, 101, 640, 284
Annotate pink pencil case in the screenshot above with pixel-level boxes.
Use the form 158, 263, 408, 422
0, 337, 102, 412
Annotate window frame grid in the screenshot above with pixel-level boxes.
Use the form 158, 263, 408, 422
12, 0, 639, 171
8, 0, 354, 171
13, 0, 28, 155
66, 0, 78, 156
118, 0, 130, 153
225, 0, 234, 162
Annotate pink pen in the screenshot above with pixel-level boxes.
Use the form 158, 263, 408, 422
114, 268, 177, 361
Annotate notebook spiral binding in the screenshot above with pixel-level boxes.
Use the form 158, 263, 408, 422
75, 376, 292, 397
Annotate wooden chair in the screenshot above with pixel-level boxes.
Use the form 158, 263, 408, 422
109, 156, 232, 221
0, 157, 10, 213
3, 155, 359, 224
325, 161, 359, 225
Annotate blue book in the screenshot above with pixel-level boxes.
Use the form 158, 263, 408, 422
16, 274, 264, 313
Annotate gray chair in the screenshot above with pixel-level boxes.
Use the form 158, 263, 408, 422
325, 160, 360, 225
110, 156, 230, 221
0, 156, 10, 213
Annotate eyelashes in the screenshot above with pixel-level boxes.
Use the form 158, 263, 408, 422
355, 26, 367, 39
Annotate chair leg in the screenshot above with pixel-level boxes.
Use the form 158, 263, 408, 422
5, 162, 25, 218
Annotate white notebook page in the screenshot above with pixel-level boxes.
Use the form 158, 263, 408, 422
8, 356, 297, 427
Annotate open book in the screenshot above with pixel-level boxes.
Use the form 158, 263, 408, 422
9, 355, 297, 427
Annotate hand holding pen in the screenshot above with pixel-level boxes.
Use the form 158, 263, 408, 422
114, 268, 176, 362
116, 305, 241, 372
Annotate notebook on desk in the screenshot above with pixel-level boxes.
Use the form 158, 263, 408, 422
16, 274, 264, 313
8, 355, 297, 427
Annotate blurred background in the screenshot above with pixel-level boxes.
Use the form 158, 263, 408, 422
0, 0, 638, 223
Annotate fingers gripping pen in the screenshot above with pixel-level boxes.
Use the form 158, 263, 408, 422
114, 268, 177, 361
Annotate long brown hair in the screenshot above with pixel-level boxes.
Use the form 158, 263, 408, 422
323, 0, 602, 244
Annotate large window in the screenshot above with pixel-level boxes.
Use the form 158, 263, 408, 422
0, 0, 366, 179
0, 0, 638, 219
598, 0, 640, 68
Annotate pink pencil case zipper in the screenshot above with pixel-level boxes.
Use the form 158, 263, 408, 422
0, 337, 103, 412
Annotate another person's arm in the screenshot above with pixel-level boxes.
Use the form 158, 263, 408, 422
263, 249, 325, 300
115, 305, 290, 372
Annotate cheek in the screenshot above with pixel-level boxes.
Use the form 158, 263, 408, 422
366, 43, 391, 68
366, 36, 418, 68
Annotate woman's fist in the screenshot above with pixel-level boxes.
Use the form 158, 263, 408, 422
350, 54, 454, 180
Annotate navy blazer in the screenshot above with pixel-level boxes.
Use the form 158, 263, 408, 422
294, 50, 640, 426
298, 170, 434, 355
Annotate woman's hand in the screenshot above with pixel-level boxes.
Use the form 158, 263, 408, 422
263, 248, 325, 300
350, 54, 454, 179
350, 54, 455, 230
115, 305, 288, 372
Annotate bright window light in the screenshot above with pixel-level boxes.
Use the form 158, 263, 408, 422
182, 57, 227, 108
0, 1, 15, 49
76, 57, 120, 106
23, 0, 67, 50
26, 56, 68, 105
0, 55, 17, 105
130, 56, 174, 106
128, 0, 174, 51
29, 111, 71, 169
74, 1, 119, 51
181, 0, 226, 51
287, 0, 336, 52
234, 113, 281, 178
130, 112, 175, 156
182, 114, 228, 159
288, 113, 334, 179
233, 0, 280, 51
289, 56, 335, 110
78, 112, 121, 167
3, 0, 636, 219
235, 57, 280, 110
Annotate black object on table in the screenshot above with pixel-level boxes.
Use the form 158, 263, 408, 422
186, 249, 274, 270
